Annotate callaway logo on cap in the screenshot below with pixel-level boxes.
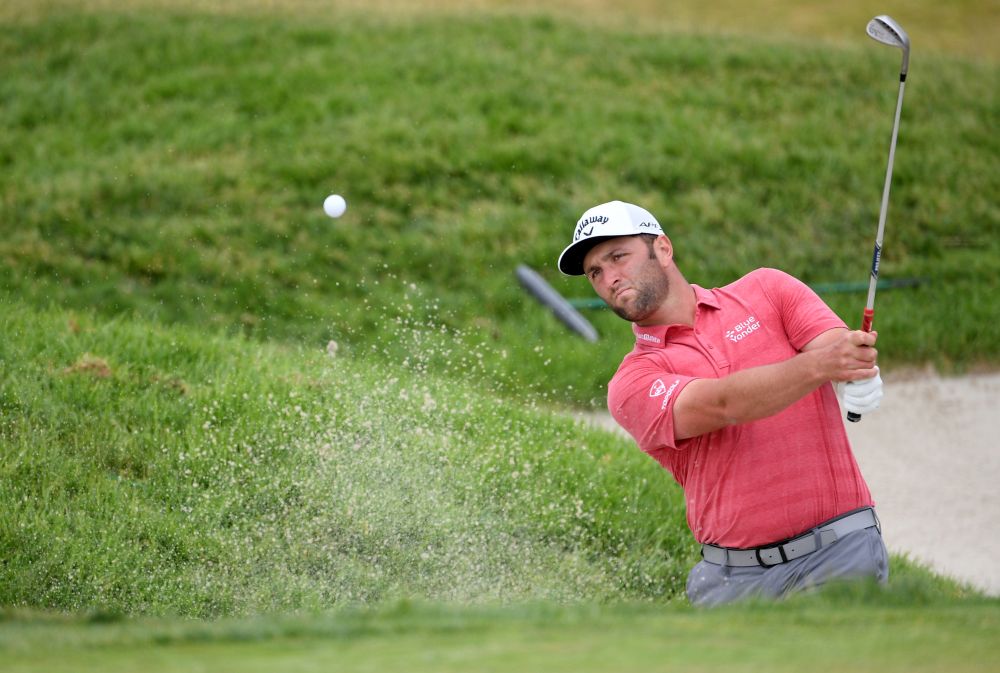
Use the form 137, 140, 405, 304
557, 200, 664, 276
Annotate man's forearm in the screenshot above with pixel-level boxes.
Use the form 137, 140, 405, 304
673, 351, 826, 439
673, 329, 878, 440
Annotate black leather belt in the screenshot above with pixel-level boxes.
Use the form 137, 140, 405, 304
701, 507, 881, 567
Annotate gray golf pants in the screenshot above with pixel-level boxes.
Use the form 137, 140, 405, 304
686, 527, 889, 608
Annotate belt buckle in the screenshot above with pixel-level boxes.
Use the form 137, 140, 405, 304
754, 545, 787, 567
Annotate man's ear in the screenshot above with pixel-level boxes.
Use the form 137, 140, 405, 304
654, 235, 674, 265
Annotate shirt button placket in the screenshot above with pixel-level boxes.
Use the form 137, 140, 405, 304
697, 323, 728, 369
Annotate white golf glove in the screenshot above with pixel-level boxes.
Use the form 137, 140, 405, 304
841, 367, 883, 415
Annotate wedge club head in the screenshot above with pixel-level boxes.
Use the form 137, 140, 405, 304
866, 15, 910, 76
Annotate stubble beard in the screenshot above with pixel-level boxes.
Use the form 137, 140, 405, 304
610, 261, 671, 323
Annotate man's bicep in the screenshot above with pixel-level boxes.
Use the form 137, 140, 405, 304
672, 378, 730, 441
800, 326, 846, 352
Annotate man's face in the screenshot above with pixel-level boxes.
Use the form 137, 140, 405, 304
582, 235, 670, 323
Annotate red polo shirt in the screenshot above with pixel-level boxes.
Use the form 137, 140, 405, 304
607, 268, 874, 548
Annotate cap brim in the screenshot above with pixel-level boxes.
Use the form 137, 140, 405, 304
557, 235, 619, 276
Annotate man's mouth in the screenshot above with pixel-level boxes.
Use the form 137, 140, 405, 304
614, 286, 634, 301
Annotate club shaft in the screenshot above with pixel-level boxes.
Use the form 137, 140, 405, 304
850, 74, 906, 423
865, 77, 906, 314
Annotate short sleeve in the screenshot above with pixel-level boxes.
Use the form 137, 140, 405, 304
608, 358, 698, 453
754, 268, 846, 349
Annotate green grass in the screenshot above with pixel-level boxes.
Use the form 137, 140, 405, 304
3, 593, 1000, 672
0, 300, 695, 616
6, 0, 999, 62
1, 300, 993, 668
1, 1, 998, 669
1, 4, 997, 408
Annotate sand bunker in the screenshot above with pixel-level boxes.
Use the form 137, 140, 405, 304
843, 369, 1000, 595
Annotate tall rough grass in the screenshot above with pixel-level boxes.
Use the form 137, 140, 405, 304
0, 300, 692, 617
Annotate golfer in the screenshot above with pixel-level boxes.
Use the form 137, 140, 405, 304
558, 200, 888, 607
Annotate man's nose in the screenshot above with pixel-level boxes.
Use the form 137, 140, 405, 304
607, 275, 618, 290
603, 271, 623, 294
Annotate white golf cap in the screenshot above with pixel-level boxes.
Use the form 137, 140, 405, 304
557, 200, 664, 276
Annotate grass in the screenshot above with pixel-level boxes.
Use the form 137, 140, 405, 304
0, 300, 695, 616
2, 299, 995, 667
2, 593, 999, 672
1, 1, 998, 669
1, 3, 997, 408
6, 0, 999, 62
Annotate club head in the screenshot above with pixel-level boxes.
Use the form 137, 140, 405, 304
866, 15, 910, 75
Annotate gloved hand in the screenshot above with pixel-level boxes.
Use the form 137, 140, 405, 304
841, 367, 883, 415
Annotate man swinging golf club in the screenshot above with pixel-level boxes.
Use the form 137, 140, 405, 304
558, 201, 887, 606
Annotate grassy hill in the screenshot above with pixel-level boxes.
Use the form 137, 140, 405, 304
1, 299, 995, 669
1, 1, 998, 668
1, 300, 694, 616
1, 3, 997, 409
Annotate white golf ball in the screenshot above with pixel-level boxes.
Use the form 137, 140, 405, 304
323, 194, 347, 218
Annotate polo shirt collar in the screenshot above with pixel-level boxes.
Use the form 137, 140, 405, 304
692, 283, 721, 310
631, 284, 720, 348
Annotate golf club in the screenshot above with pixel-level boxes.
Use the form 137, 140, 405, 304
848, 14, 910, 423
516, 264, 599, 342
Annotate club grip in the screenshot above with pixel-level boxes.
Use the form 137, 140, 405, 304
846, 308, 876, 423
860, 307, 874, 333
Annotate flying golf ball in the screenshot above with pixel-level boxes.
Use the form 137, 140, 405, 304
323, 194, 347, 218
